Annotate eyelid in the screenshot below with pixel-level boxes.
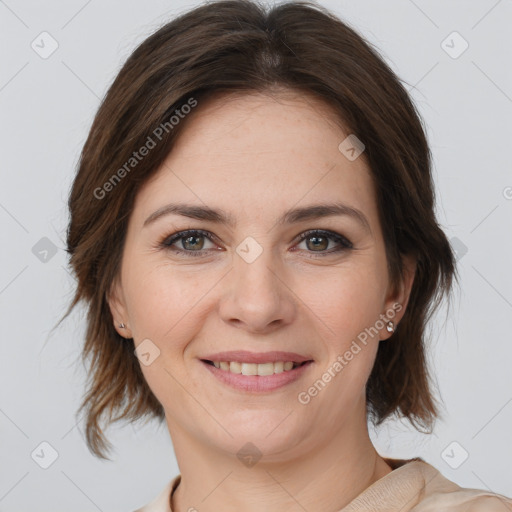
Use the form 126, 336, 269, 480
295, 229, 353, 249
160, 229, 219, 252
159, 228, 354, 257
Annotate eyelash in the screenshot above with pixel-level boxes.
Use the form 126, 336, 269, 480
158, 229, 353, 258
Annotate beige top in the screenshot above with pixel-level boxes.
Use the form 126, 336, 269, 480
134, 457, 512, 511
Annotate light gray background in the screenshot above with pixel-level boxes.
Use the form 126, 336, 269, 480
1, 0, 511, 510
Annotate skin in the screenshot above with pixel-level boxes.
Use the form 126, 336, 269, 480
108, 89, 416, 512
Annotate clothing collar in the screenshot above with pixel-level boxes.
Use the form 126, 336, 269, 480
162, 457, 441, 511
340, 457, 441, 511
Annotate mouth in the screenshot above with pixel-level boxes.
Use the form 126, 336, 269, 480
199, 356, 314, 392
201, 359, 311, 375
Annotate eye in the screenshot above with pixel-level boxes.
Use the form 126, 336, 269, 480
159, 228, 353, 258
294, 229, 353, 257
160, 229, 218, 257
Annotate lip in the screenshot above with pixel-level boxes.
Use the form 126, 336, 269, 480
200, 350, 313, 364
201, 360, 313, 392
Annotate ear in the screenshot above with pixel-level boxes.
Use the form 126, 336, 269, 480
106, 275, 133, 338
380, 253, 416, 340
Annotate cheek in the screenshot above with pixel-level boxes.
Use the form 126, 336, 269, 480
123, 259, 209, 341
299, 260, 386, 403
306, 261, 387, 340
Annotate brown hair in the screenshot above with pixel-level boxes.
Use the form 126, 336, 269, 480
60, 0, 456, 459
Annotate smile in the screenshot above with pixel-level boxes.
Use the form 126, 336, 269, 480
203, 360, 308, 375
200, 359, 314, 392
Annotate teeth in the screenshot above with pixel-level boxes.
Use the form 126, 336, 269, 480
230, 361, 242, 373
210, 360, 303, 375
256, 362, 274, 376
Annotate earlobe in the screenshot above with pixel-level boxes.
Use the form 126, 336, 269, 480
106, 278, 131, 338
381, 254, 416, 340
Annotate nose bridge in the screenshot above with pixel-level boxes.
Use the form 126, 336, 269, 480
234, 233, 282, 300
219, 234, 295, 331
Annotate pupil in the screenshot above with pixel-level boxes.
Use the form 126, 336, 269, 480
184, 235, 203, 250
308, 235, 327, 251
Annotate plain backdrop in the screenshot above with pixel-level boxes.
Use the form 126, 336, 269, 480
1, 0, 511, 510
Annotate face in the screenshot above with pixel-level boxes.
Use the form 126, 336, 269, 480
108, 90, 414, 461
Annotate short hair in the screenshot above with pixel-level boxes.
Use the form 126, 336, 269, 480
61, 0, 456, 459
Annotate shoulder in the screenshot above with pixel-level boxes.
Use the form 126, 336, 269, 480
465, 496, 512, 511
409, 460, 512, 511
467, 495, 512, 512
413, 491, 512, 511
133, 475, 180, 512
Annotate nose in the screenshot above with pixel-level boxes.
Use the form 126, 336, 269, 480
218, 245, 297, 334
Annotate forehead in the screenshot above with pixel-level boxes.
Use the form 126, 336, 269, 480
168, 89, 353, 164
133, 90, 378, 227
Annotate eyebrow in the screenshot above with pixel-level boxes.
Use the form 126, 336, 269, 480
143, 202, 371, 233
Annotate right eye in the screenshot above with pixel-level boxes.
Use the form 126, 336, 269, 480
160, 229, 220, 257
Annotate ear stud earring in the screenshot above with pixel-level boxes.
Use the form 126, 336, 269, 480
386, 321, 395, 333
119, 323, 126, 328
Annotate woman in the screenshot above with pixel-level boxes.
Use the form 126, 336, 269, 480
62, 0, 512, 510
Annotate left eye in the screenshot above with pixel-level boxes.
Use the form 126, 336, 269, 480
295, 229, 353, 255
160, 229, 353, 258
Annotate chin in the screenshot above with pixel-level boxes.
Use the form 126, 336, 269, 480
210, 410, 307, 457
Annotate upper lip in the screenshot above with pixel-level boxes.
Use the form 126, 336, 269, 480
201, 350, 313, 364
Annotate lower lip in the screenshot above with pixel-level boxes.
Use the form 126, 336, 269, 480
201, 360, 313, 392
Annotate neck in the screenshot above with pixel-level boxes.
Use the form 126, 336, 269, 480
168, 411, 392, 512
